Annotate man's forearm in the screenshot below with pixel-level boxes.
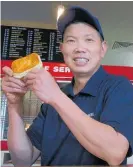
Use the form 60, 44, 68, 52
50, 91, 128, 165
8, 103, 33, 166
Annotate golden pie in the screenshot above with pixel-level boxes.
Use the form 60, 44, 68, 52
11, 53, 43, 78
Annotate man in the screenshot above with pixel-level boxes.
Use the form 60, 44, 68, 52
2, 6, 133, 166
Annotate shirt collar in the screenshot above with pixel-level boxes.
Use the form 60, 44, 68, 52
62, 66, 108, 97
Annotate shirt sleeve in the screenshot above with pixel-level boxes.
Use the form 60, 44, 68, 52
100, 77, 133, 157
26, 103, 48, 151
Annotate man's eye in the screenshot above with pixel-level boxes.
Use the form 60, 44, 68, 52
67, 39, 75, 43
86, 39, 93, 42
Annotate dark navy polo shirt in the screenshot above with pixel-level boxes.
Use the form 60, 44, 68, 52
27, 66, 133, 166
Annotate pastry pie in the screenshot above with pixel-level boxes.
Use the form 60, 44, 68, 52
11, 53, 43, 78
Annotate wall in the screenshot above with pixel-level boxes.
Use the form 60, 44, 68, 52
1, 1, 133, 66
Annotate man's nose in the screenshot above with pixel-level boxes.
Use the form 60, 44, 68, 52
74, 42, 86, 53
74, 47, 86, 53
74, 48, 86, 53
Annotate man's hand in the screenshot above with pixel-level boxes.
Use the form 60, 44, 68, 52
24, 68, 61, 104
2, 66, 28, 105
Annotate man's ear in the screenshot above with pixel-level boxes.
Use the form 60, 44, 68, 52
59, 43, 63, 53
59, 43, 65, 60
101, 41, 108, 58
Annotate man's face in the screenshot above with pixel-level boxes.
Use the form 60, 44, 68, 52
60, 23, 107, 77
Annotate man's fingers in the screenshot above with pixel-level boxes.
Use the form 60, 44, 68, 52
4, 81, 26, 89
24, 73, 36, 81
3, 85, 28, 93
2, 66, 13, 76
4, 76, 26, 87
25, 79, 35, 86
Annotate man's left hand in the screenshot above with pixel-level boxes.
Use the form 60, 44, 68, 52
24, 68, 61, 104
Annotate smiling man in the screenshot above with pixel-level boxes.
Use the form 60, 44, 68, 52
2, 6, 133, 166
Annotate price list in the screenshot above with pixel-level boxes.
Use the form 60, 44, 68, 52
1, 25, 64, 62
1, 27, 10, 59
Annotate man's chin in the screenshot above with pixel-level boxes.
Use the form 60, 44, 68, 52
72, 70, 91, 77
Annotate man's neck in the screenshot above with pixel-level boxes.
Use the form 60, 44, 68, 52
73, 65, 101, 95
73, 76, 90, 95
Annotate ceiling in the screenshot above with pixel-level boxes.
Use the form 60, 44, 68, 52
1, 1, 133, 47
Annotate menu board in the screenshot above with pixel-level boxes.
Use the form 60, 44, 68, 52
1, 25, 64, 62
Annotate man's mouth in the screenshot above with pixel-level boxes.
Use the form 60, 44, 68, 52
73, 58, 89, 63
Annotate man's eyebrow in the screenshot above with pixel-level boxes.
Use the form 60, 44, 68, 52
65, 34, 96, 38
64, 35, 76, 39
84, 34, 96, 37
63, 33, 98, 41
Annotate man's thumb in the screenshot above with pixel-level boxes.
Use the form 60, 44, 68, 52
2, 66, 13, 76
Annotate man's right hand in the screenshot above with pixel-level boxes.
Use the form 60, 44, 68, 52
2, 66, 28, 105
2, 67, 40, 166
